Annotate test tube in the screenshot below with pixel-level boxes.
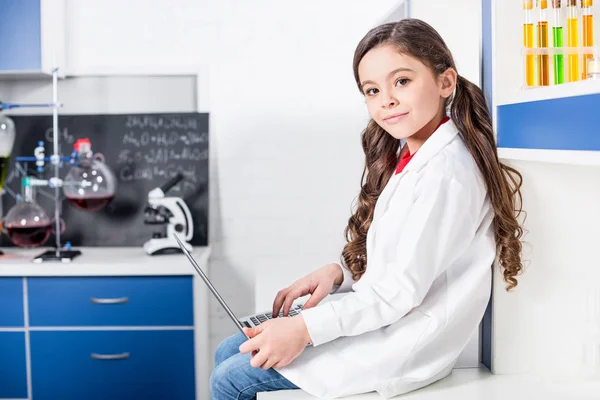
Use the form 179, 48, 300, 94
567, 0, 580, 82
552, 0, 565, 84
582, 0, 594, 79
538, 0, 551, 85
524, 0, 536, 86
586, 55, 600, 78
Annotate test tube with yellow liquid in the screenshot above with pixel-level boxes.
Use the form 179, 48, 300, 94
567, 0, 580, 82
552, 0, 565, 84
582, 0, 594, 79
524, 0, 536, 86
538, 0, 551, 86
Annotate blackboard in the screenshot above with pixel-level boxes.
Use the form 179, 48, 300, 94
0, 113, 209, 247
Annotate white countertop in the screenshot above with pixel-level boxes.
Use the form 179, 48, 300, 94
258, 367, 600, 400
0, 246, 211, 276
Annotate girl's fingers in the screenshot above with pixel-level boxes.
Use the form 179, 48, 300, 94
250, 350, 268, 368
261, 357, 277, 370
303, 286, 327, 309
272, 288, 290, 317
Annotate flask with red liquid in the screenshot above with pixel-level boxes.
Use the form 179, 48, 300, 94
3, 179, 52, 247
63, 138, 116, 212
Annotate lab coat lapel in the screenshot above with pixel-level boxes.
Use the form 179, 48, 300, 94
373, 119, 460, 222
402, 119, 459, 174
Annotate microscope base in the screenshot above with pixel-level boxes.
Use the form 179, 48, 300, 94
144, 237, 192, 256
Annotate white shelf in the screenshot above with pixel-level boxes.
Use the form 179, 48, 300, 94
0, 70, 65, 80
65, 65, 202, 77
496, 79, 600, 106
258, 367, 600, 400
498, 148, 600, 167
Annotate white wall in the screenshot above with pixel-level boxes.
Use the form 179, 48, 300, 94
64, 0, 218, 75
491, 160, 600, 377
411, 0, 481, 86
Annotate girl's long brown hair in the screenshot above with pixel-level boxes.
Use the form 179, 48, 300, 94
341, 19, 524, 291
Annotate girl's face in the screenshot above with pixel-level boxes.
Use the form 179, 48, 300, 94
357, 44, 452, 141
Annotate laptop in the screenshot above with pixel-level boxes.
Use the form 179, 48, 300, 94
173, 234, 304, 335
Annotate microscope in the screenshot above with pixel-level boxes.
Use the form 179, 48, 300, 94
143, 173, 194, 255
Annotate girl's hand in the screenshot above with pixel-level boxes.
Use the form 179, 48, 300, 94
272, 263, 343, 317
239, 315, 312, 370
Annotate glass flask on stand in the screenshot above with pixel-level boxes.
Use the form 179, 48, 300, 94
3, 178, 52, 248
63, 138, 116, 212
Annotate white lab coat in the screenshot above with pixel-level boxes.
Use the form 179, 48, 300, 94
276, 119, 495, 399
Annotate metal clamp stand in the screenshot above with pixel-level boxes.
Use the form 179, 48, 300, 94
33, 68, 81, 262
1, 67, 81, 263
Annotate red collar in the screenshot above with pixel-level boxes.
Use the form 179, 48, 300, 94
395, 116, 450, 175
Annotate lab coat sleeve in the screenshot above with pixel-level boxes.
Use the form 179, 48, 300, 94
329, 260, 356, 295
301, 174, 478, 346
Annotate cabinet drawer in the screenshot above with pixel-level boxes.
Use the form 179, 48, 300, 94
31, 330, 195, 400
0, 332, 28, 398
0, 277, 24, 327
28, 276, 193, 326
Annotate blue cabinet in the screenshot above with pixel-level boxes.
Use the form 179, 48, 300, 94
0, 0, 42, 71
497, 93, 600, 151
31, 330, 195, 400
0, 274, 198, 399
28, 276, 194, 326
0, 278, 24, 327
0, 332, 28, 399
0, 0, 65, 76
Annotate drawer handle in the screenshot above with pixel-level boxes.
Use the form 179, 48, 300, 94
91, 352, 130, 360
90, 297, 129, 305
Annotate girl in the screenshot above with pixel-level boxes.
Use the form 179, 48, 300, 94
210, 18, 524, 400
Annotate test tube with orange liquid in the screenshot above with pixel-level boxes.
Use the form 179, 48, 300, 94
582, 0, 594, 79
538, 0, 551, 86
524, 0, 536, 86
567, 0, 580, 82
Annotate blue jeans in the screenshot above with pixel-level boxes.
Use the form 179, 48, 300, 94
210, 332, 300, 400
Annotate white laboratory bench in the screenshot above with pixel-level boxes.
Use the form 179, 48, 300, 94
258, 366, 600, 400
0, 246, 211, 400
0, 246, 210, 276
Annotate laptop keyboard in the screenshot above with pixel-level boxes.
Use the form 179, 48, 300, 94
249, 304, 304, 326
